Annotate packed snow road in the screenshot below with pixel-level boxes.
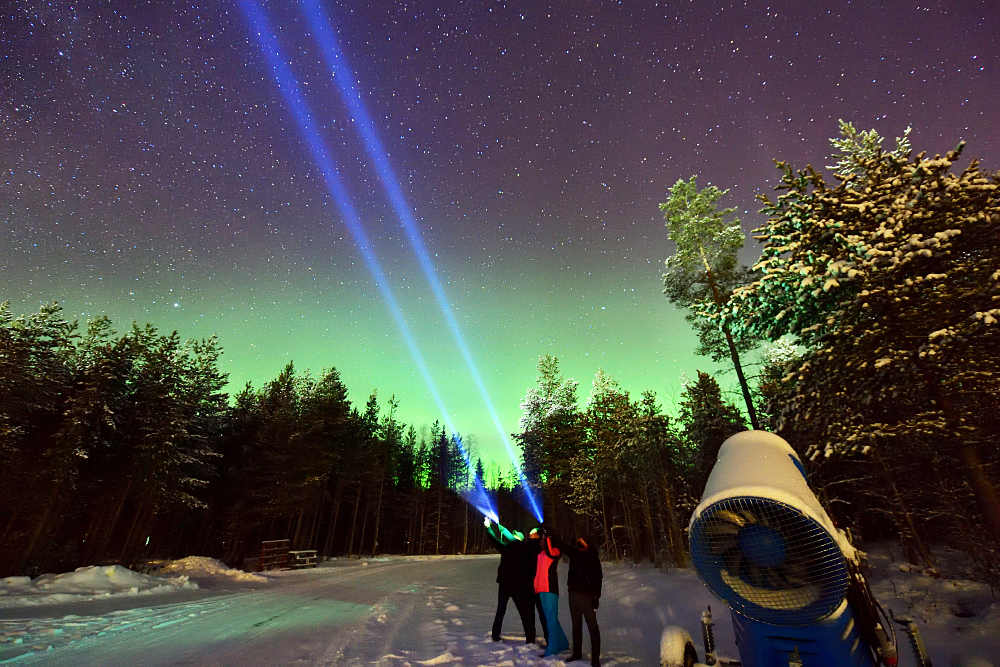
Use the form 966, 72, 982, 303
2, 551, 998, 665
1, 555, 711, 666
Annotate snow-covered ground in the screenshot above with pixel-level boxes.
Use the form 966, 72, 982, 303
0, 565, 198, 609
0, 549, 996, 665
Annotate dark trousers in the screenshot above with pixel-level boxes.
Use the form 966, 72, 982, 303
568, 590, 600, 665
492, 584, 537, 643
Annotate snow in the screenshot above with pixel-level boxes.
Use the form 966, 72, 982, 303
0, 551, 996, 665
0, 557, 275, 610
156, 557, 268, 584
0, 565, 198, 608
659, 625, 695, 665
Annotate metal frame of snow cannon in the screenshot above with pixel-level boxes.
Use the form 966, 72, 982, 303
661, 431, 898, 667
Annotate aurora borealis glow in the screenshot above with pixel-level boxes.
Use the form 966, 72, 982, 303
3, 1, 997, 464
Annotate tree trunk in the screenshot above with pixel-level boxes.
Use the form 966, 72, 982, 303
19, 493, 58, 572
600, 483, 618, 563
639, 482, 658, 567
407, 492, 419, 555
616, 478, 638, 564
418, 494, 427, 555
872, 447, 931, 565
704, 264, 760, 430
660, 470, 686, 567
291, 507, 305, 549
324, 479, 344, 557
461, 501, 468, 555
958, 444, 1000, 554
118, 498, 149, 564
654, 488, 671, 568
1, 509, 18, 546
97, 478, 134, 559
722, 326, 760, 430
370, 477, 385, 557
307, 506, 320, 550
435, 487, 444, 555
358, 498, 370, 559
346, 482, 363, 558
926, 377, 1000, 558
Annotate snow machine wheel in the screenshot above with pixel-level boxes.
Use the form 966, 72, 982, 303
660, 626, 697, 667
683, 643, 697, 667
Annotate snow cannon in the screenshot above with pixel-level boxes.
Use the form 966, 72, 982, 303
676, 431, 890, 667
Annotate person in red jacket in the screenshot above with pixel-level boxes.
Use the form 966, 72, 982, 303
534, 525, 569, 657
525, 528, 548, 644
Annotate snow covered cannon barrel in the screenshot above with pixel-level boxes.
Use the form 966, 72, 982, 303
684, 431, 883, 667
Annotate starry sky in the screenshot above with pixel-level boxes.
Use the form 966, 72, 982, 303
3, 0, 997, 464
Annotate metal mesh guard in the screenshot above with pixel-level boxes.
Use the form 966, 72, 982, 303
690, 496, 848, 626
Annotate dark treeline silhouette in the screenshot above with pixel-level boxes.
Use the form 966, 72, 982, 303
0, 302, 536, 577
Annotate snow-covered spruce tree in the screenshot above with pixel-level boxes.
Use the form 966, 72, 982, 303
726, 143, 1000, 556
754, 338, 800, 426
827, 119, 911, 187
661, 177, 761, 429
516, 354, 581, 490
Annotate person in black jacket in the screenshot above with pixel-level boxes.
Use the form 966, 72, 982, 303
485, 518, 538, 644
550, 532, 602, 666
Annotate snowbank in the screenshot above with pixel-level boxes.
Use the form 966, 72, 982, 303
864, 545, 1000, 663
0, 565, 197, 608
157, 556, 267, 584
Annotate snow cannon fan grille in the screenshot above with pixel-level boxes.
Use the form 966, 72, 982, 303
690, 496, 849, 626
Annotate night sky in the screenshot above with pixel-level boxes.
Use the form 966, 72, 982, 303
3, 0, 997, 464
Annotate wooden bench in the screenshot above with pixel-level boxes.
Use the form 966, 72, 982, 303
288, 550, 318, 569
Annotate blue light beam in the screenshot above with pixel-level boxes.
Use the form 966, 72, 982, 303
240, 0, 499, 523
238, 0, 458, 444
452, 435, 498, 523
300, 0, 543, 522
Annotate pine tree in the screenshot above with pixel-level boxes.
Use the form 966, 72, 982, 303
661, 177, 761, 428
678, 371, 746, 490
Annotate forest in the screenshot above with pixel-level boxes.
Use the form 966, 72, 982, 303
1, 126, 998, 585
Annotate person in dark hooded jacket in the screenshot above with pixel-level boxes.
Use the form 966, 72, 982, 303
485, 518, 538, 644
551, 533, 602, 666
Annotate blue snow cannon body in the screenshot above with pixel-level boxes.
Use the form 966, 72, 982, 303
682, 431, 878, 666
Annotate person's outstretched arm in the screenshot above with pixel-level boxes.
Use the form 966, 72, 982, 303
485, 520, 507, 549
548, 532, 572, 555
541, 534, 561, 558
